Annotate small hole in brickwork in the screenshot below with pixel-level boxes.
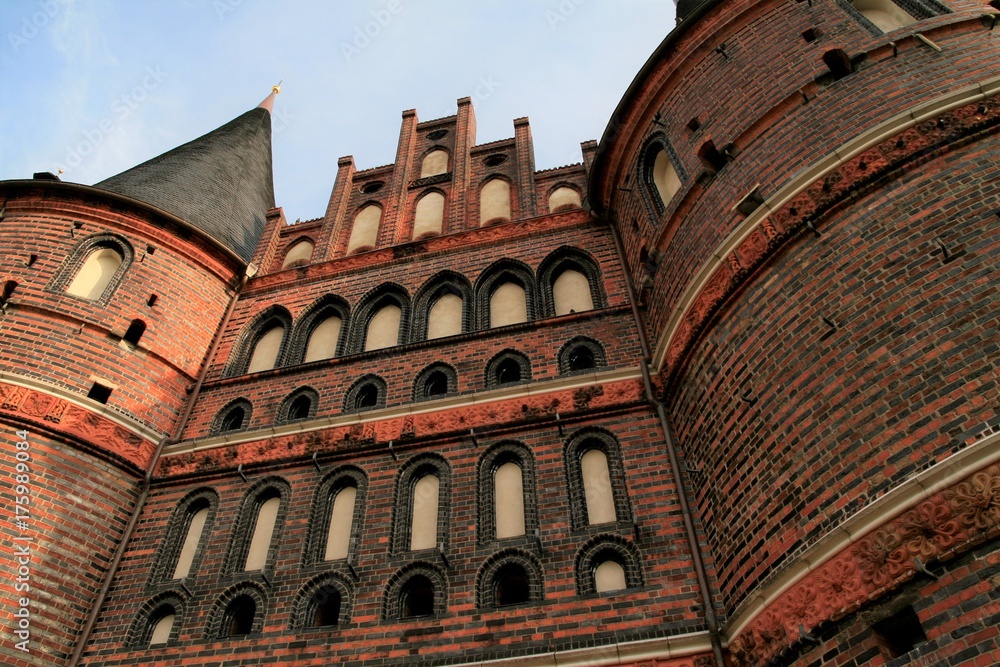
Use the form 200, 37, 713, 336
1, 280, 18, 306
687, 117, 700, 131
697, 140, 727, 173
991, 0, 1000, 9
26, 254, 37, 267
872, 605, 926, 658
147, 293, 158, 307
123, 319, 146, 346
823, 49, 853, 81
87, 383, 112, 404
483, 153, 509, 167
426, 129, 448, 141
146, 245, 156, 255
802, 28, 820, 42
360, 180, 384, 194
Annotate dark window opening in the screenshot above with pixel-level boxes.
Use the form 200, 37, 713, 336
823, 49, 853, 81
483, 153, 509, 167
0, 280, 17, 308
355, 384, 379, 410
401, 576, 435, 618
992, 0, 1000, 9
221, 407, 246, 432
224, 595, 256, 637
26, 254, 37, 267
87, 383, 112, 404
123, 319, 146, 346
802, 27, 820, 42
872, 605, 927, 658
310, 586, 342, 627
426, 129, 449, 140
360, 180, 385, 194
568, 347, 596, 372
687, 117, 700, 131
494, 564, 530, 606
698, 140, 727, 173
288, 395, 312, 421
496, 359, 522, 385
424, 371, 449, 398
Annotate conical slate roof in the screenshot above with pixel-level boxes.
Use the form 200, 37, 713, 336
96, 106, 275, 262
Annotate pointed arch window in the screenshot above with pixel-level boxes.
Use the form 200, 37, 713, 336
428, 292, 463, 338
490, 282, 527, 327
538, 248, 605, 318
246, 326, 284, 373
347, 204, 382, 253
480, 178, 511, 225
552, 269, 593, 315
391, 455, 451, 555
365, 304, 401, 350
413, 190, 445, 239
413, 272, 471, 341
304, 316, 341, 362
225, 480, 289, 575
547, 186, 582, 212
281, 239, 314, 269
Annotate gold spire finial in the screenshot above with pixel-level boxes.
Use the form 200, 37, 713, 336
272, 80, 282, 95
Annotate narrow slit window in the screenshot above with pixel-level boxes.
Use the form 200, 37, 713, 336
243, 496, 280, 571
410, 474, 440, 551
324, 486, 357, 561
172, 506, 209, 579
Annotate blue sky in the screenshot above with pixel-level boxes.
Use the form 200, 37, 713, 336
0, 0, 675, 222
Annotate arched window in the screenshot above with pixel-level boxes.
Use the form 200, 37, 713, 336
147, 608, 176, 646
840, 0, 944, 34
383, 564, 448, 619
480, 178, 511, 225
276, 387, 319, 425
150, 490, 217, 584
421, 149, 449, 177
172, 505, 210, 579
343, 375, 387, 413
128, 594, 185, 648
485, 350, 531, 389
225, 480, 289, 575
294, 574, 353, 629
490, 282, 527, 327
66, 246, 124, 300
477, 441, 537, 543
547, 186, 582, 212
558, 337, 607, 374
538, 248, 604, 318
304, 467, 367, 566
564, 429, 632, 531
325, 486, 357, 560
391, 455, 450, 555
640, 140, 683, 213
346, 204, 382, 253
246, 326, 284, 373
224, 595, 256, 636
574, 535, 644, 596
476, 550, 544, 609
281, 239, 314, 269
304, 316, 342, 362
365, 304, 401, 350
413, 363, 458, 401
412, 271, 472, 341
209, 584, 267, 639
652, 150, 681, 208
213, 399, 252, 435
413, 191, 446, 239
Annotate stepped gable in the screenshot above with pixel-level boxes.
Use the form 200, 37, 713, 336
95, 105, 275, 262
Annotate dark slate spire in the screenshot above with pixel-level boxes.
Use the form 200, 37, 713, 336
95, 97, 277, 262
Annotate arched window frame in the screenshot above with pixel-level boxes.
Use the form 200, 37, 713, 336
411, 188, 448, 240
223, 478, 291, 576
347, 283, 412, 353
390, 454, 451, 555
475, 549, 544, 610
286, 296, 350, 366
558, 336, 607, 375
224, 306, 293, 377
412, 362, 458, 402
382, 563, 448, 620
127, 592, 186, 648
303, 466, 367, 568
574, 534, 644, 596
293, 572, 354, 629
149, 488, 219, 584
206, 582, 268, 639
411, 270, 473, 341
344, 201, 384, 254
546, 183, 583, 213
211, 398, 253, 435
479, 175, 513, 226
476, 441, 538, 544
563, 428, 633, 532
484, 349, 532, 389
343, 374, 387, 413
836, 0, 949, 35
276, 386, 320, 425
49, 233, 134, 305
278, 236, 315, 270
640, 135, 685, 216
537, 247, 606, 318
474, 259, 537, 329
419, 147, 451, 178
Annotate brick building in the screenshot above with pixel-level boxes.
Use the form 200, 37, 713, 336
1, 0, 999, 665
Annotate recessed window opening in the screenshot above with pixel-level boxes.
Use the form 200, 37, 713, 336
494, 563, 530, 606
87, 382, 112, 404
802, 27, 820, 42
310, 586, 342, 627
424, 371, 449, 398
854, 0, 916, 32
421, 149, 449, 177
26, 254, 38, 267
324, 485, 357, 561
651, 149, 682, 207
1, 280, 18, 305
496, 359, 522, 385
823, 49, 853, 81
426, 128, 448, 141
288, 395, 312, 421
410, 474, 440, 551
568, 347, 596, 371
246, 326, 283, 373
147, 607, 175, 646
220, 406, 246, 432
243, 495, 280, 571
594, 559, 627, 593
360, 180, 384, 194
66, 246, 123, 300
872, 605, 927, 658
581, 448, 617, 525
355, 384, 379, 410
401, 576, 435, 618
172, 505, 210, 579
123, 319, 146, 346
281, 239, 314, 269
698, 140, 727, 173
304, 315, 342, 362
223, 595, 256, 637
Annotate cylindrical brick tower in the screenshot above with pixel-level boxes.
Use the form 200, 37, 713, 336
591, 0, 1000, 663
0, 101, 274, 666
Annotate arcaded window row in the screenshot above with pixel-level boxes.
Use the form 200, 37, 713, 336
227, 247, 606, 378
132, 428, 641, 647
212, 336, 606, 434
